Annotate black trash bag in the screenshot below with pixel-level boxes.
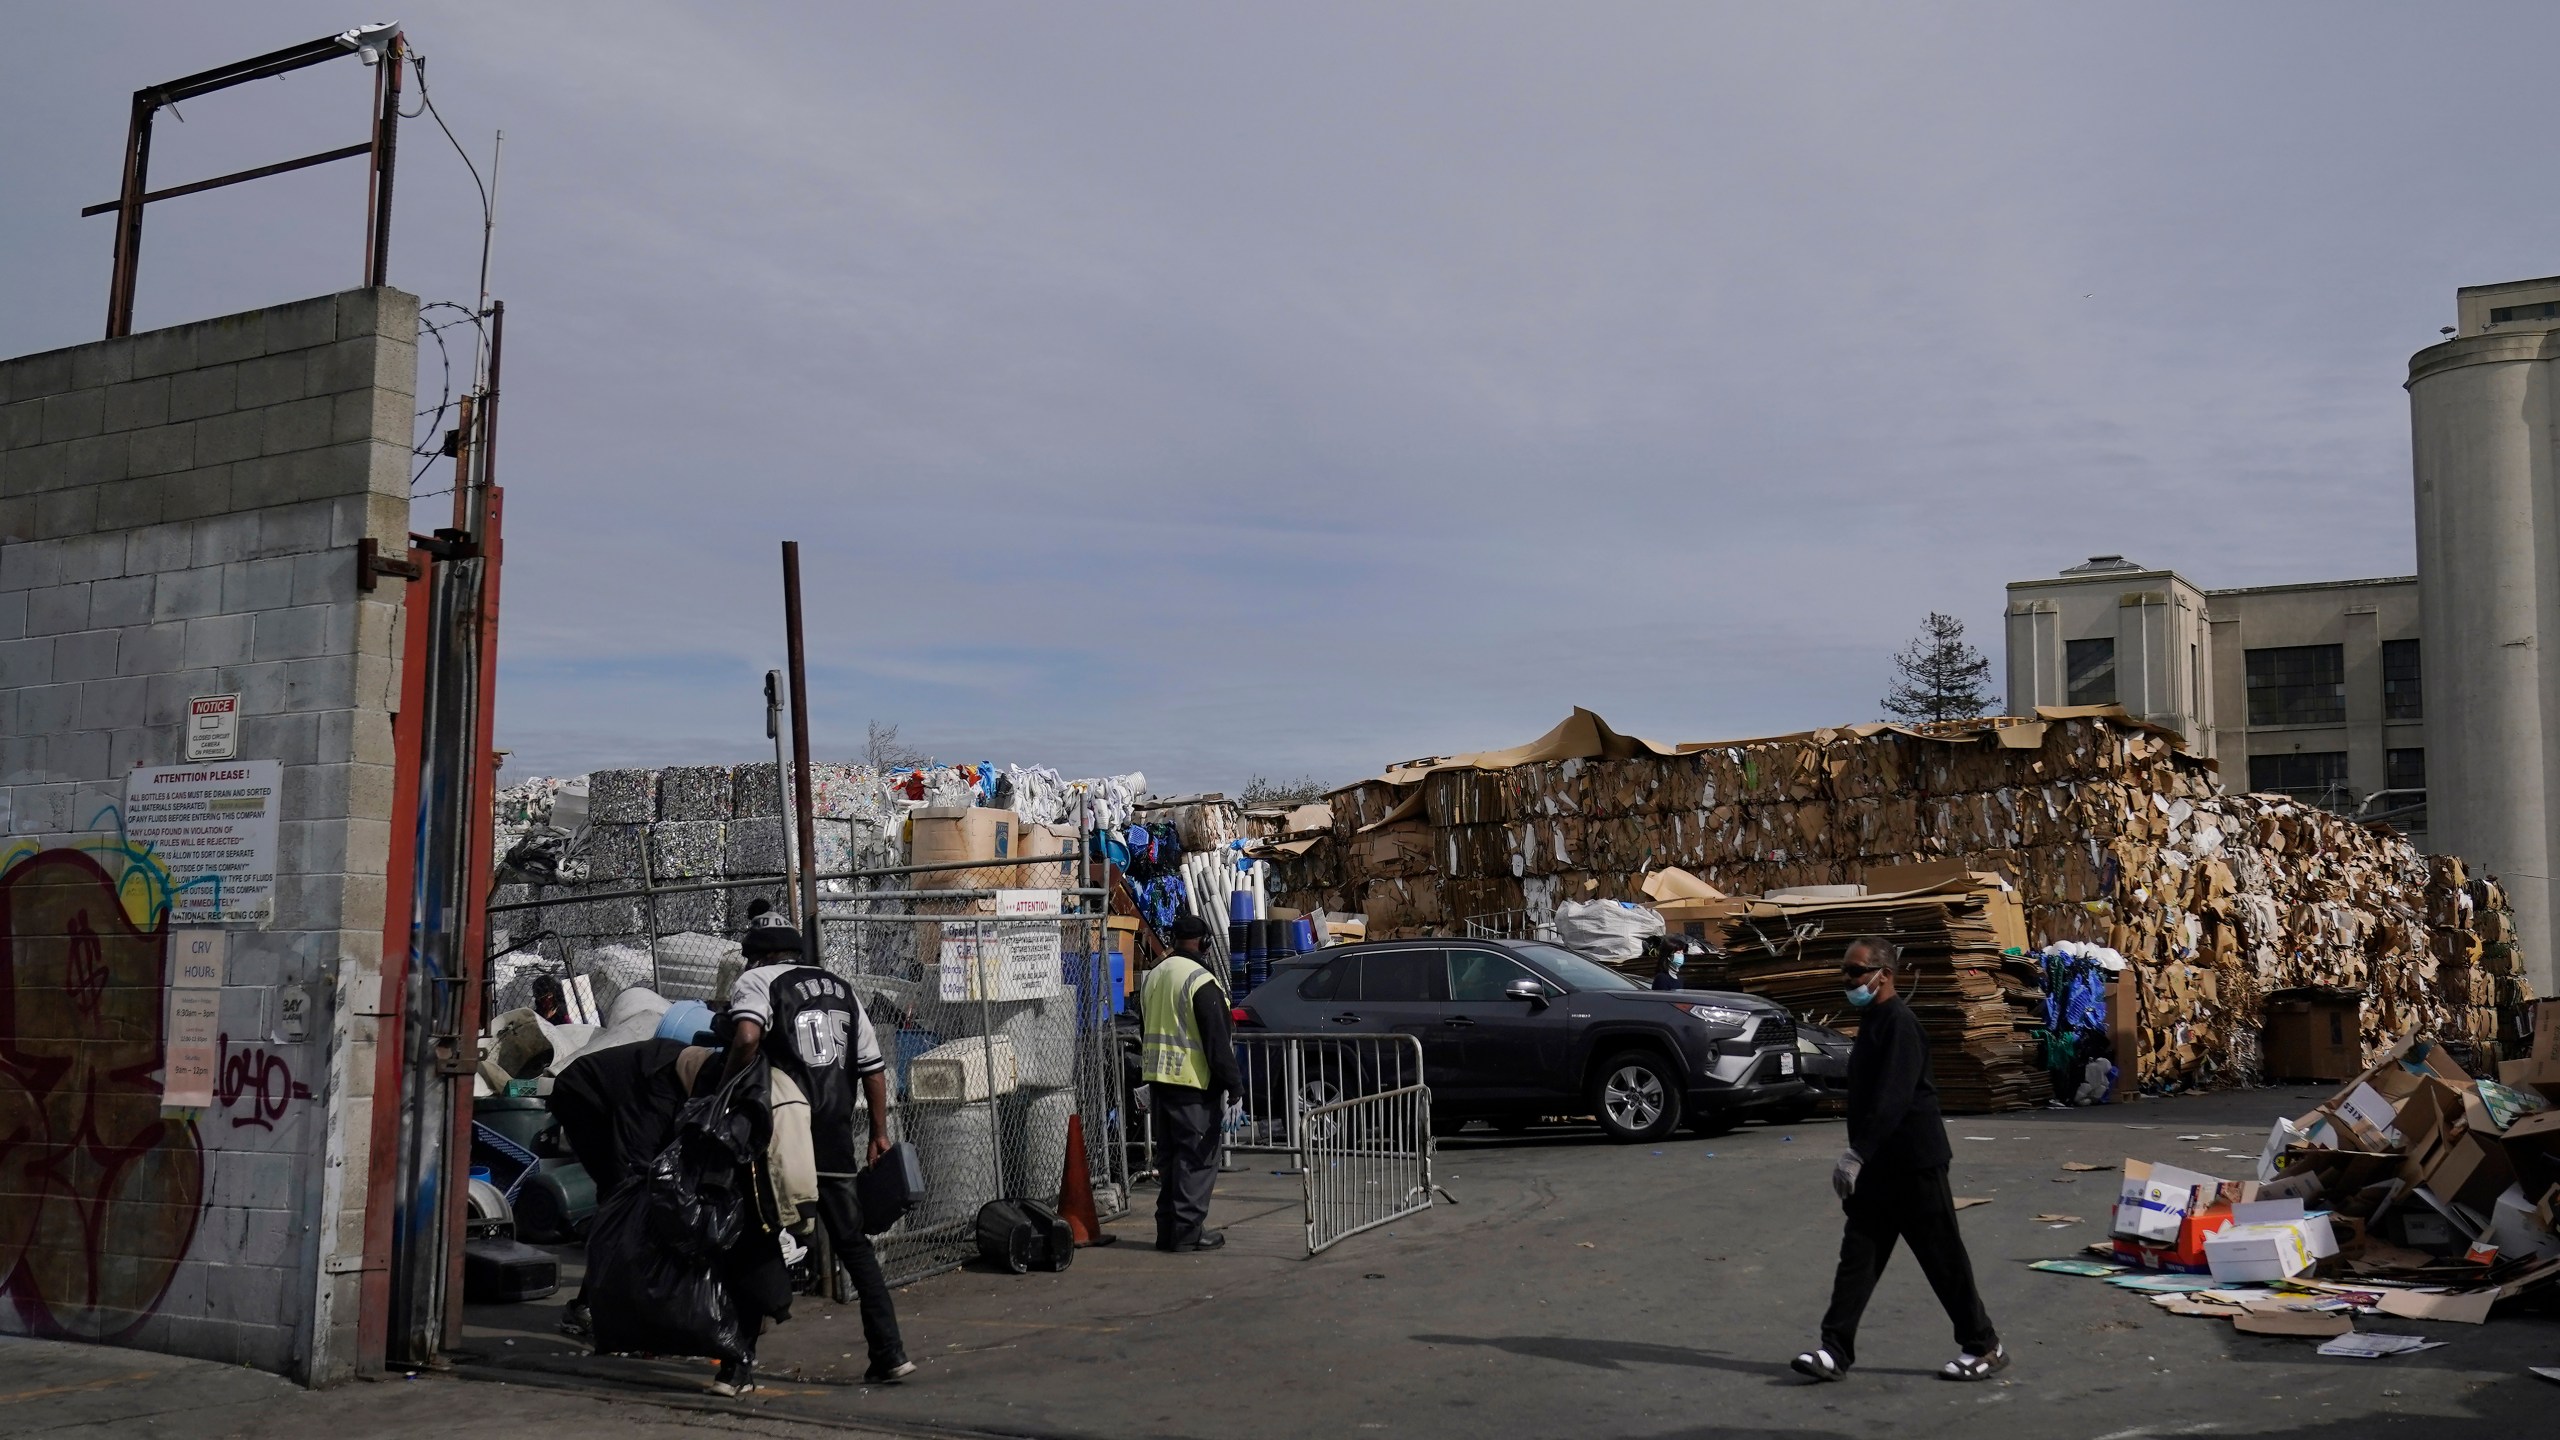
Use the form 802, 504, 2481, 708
645, 1061, 768, 1259
974, 1198, 1073, 1274
583, 1183, 746, 1361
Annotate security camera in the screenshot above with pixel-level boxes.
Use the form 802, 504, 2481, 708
335, 21, 402, 65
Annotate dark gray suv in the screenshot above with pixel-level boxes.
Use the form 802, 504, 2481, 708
1235, 938, 1810, 1142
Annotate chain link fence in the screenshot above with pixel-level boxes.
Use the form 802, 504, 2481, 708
486, 835, 1131, 1289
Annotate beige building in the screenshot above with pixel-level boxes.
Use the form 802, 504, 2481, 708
2005, 558, 2426, 843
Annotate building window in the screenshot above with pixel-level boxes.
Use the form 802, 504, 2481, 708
2066, 638, 2117, 706
2489, 301, 2560, 324
2383, 638, 2421, 720
2245, 644, 2345, 726
2249, 751, 2349, 802
2386, 748, 2426, 793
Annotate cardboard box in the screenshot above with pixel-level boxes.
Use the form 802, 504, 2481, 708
912, 806, 1018, 867
1865, 861, 2029, 952
2529, 997, 2560, 1062
2114, 1203, 2235, 1272
2331, 1081, 2405, 1150
2262, 987, 2362, 1081
2203, 1199, 2337, 1282
2115, 1159, 2226, 1243
2490, 1182, 2560, 1260
1016, 821, 1078, 887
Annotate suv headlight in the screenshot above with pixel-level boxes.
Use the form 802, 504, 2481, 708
1673, 1002, 1752, 1031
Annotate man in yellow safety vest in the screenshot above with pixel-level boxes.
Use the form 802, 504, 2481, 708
1140, 914, 1244, 1252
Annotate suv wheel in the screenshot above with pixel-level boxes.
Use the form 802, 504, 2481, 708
1590, 1049, 1683, 1143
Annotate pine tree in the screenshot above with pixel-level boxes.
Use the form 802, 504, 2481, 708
1882, 612, 1992, 724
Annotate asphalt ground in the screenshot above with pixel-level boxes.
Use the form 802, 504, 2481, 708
10, 1087, 2559, 1438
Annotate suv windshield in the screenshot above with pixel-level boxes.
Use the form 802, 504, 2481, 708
1512, 943, 1642, 993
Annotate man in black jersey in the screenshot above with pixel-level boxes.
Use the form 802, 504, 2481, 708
721, 910, 913, 1389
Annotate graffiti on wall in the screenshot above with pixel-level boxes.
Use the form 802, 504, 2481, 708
0, 802, 223, 933
0, 850, 205, 1340
215, 1034, 312, 1131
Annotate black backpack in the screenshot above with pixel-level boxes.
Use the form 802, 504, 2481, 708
974, 1198, 1074, 1274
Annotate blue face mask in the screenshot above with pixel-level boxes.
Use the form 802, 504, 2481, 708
1846, 982, 1877, 1007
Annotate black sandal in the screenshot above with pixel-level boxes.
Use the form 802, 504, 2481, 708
1791, 1348, 1848, 1381
1940, 1345, 2009, 1381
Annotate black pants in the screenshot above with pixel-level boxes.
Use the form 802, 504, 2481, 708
1819, 1165, 1998, 1367
816, 1173, 907, 1369
1152, 1084, 1220, 1245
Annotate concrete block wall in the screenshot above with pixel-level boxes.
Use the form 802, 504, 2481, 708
0, 290, 417, 1382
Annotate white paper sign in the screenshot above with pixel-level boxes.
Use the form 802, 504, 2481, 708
186, 693, 240, 761
994, 890, 1064, 1000
124, 760, 283, 922
935, 891, 1065, 1001
274, 982, 311, 1044
164, 930, 226, 1108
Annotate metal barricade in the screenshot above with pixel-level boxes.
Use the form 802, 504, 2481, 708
1224, 1033, 1437, 1252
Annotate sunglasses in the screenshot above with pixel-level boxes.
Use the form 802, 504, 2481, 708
1841, 963, 1885, 978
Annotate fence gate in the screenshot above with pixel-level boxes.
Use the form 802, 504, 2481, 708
1227, 1033, 1440, 1254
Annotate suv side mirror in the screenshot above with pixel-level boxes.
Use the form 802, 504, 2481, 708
1503, 978, 1549, 1008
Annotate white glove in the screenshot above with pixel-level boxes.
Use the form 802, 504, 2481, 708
1832, 1149, 1864, 1200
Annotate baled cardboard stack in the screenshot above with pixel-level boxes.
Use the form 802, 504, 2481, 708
1697, 884, 2050, 1112
1263, 707, 2535, 1097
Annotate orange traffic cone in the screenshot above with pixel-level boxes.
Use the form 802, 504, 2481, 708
1056, 1111, 1116, 1247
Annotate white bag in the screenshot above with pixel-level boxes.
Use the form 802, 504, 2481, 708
1552, 900, 1665, 961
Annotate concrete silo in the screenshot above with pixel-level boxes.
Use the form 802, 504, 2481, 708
2406, 277, 2560, 993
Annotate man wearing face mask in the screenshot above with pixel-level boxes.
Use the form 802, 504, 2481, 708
1649, 938, 1689, 991
1790, 936, 2004, 1385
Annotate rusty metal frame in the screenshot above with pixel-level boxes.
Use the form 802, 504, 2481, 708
86, 28, 405, 338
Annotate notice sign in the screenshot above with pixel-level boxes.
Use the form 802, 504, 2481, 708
185, 693, 240, 762
164, 930, 225, 1108
124, 760, 282, 922
935, 890, 1065, 1002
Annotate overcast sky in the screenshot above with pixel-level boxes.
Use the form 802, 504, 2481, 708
5, 4, 2551, 792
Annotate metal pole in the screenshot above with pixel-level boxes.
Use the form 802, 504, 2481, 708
766, 670, 798, 925
468, 301, 502, 538
781, 543, 822, 933
106, 92, 155, 337
444, 394, 473, 532
641, 826, 661, 992
365, 39, 404, 287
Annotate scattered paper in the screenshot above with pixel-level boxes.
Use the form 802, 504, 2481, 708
1953, 1197, 1993, 1210
2109, 1273, 2211, 1292
1963, 1136, 1997, 1141
2376, 1289, 2495, 1325
2316, 1332, 2444, 1358
2177, 1134, 2203, 1141
2033, 1214, 2082, 1223
2237, 1311, 2352, 1337
2061, 1162, 2107, 1172
2124, 1125, 2158, 1130
2029, 1259, 2124, 1276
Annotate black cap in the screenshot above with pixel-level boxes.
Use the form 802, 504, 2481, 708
1171, 913, 1214, 943
742, 924, 805, 960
